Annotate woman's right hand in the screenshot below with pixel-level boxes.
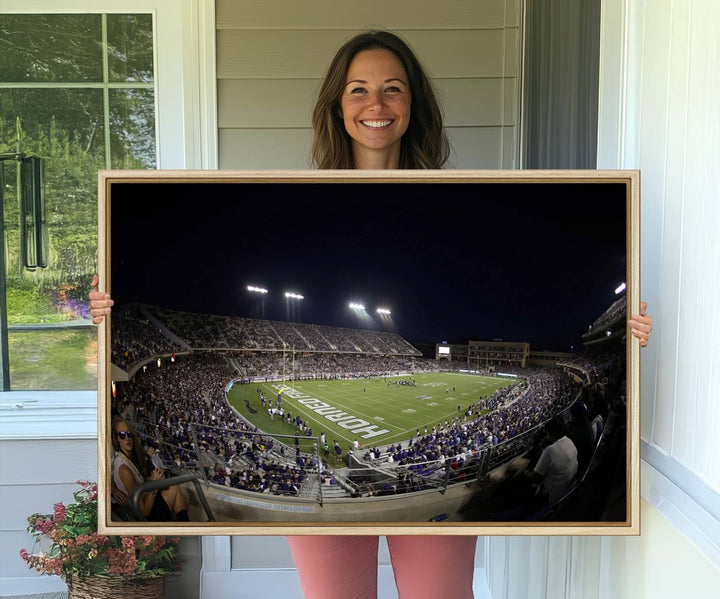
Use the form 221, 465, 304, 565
89, 274, 114, 324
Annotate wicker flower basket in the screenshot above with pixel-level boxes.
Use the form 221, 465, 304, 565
67, 575, 165, 599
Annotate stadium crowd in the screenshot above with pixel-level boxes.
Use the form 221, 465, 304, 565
109, 303, 625, 504
111, 311, 185, 370
143, 305, 421, 355
360, 368, 581, 471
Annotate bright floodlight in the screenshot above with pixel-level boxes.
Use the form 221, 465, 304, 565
615, 282, 627, 294
376, 308, 391, 315
285, 292, 304, 300
349, 302, 365, 311
247, 285, 268, 294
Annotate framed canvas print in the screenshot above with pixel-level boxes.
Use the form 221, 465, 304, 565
96, 169, 640, 536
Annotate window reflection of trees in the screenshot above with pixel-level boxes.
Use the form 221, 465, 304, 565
0, 14, 156, 390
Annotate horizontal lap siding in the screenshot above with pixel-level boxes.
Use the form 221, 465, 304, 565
219, 128, 313, 169
216, 1, 515, 30
0, 439, 97, 580
217, 30, 511, 79
216, 1, 521, 168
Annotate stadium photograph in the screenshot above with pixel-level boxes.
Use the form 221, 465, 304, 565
100, 172, 636, 531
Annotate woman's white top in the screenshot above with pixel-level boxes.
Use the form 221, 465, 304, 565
113, 451, 144, 496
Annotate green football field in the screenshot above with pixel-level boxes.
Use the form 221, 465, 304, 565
227, 372, 517, 461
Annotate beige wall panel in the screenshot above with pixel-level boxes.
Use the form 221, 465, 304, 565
216, 0, 508, 30
503, 77, 517, 126
446, 127, 505, 169
219, 78, 513, 129
219, 129, 314, 169
505, 0, 522, 27
217, 29, 507, 79
436, 79, 503, 127
503, 126, 519, 168
218, 79, 320, 128
503, 27, 519, 77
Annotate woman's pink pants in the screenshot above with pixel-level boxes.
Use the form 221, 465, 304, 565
287, 535, 477, 599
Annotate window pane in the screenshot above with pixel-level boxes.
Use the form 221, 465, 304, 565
0, 89, 106, 160
107, 14, 154, 83
1, 88, 105, 278
2, 88, 103, 390
8, 329, 97, 390
1, 12, 156, 390
110, 88, 156, 168
0, 14, 103, 82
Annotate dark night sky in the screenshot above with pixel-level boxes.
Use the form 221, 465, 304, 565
110, 181, 627, 351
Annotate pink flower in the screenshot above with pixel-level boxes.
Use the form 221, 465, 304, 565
43, 556, 64, 576
121, 537, 135, 549
22, 481, 181, 580
34, 518, 53, 535
107, 548, 137, 576
53, 502, 66, 522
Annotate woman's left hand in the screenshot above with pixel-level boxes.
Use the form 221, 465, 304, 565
111, 485, 128, 506
628, 301, 653, 348
89, 274, 113, 324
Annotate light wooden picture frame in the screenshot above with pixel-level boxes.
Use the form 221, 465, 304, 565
97, 169, 640, 536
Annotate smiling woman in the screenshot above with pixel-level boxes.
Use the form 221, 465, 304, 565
340, 48, 412, 169
311, 30, 448, 170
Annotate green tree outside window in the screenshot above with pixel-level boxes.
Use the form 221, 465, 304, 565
0, 13, 156, 390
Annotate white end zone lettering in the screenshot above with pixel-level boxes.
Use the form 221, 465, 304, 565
297, 398, 329, 409
293, 396, 389, 439
314, 406, 344, 416
351, 424, 390, 439
336, 418, 369, 429
324, 411, 351, 422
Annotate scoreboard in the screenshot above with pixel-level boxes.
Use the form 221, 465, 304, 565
436, 344, 451, 360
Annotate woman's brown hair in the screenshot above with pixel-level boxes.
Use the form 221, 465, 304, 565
112, 418, 151, 477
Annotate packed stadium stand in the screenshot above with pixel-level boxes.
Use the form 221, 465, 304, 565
109, 296, 630, 523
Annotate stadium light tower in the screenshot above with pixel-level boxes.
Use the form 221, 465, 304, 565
349, 301, 378, 329
375, 306, 395, 332
285, 291, 303, 322
247, 285, 268, 318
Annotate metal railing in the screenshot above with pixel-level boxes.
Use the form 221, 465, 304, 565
118, 393, 582, 509
129, 474, 216, 522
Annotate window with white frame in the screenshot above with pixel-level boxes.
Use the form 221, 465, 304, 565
0, 13, 156, 390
